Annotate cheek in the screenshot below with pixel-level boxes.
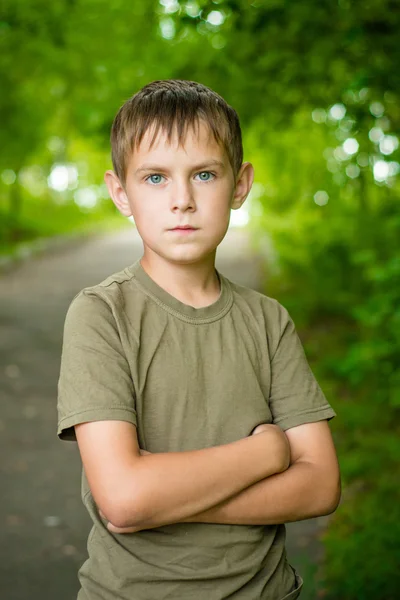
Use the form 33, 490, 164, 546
130, 195, 160, 223
205, 196, 232, 221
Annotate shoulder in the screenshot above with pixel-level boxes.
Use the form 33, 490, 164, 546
71, 265, 135, 308
61, 267, 134, 348
224, 275, 291, 328
65, 262, 144, 323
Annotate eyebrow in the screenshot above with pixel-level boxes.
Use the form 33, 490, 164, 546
134, 159, 226, 176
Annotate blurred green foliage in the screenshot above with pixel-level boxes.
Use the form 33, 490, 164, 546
1, 0, 399, 597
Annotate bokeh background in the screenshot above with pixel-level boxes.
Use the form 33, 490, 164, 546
1, 1, 399, 599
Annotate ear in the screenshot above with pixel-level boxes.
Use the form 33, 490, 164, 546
231, 162, 254, 210
104, 170, 132, 217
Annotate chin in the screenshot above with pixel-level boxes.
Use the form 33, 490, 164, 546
168, 255, 210, 265
163, 249, 216, 265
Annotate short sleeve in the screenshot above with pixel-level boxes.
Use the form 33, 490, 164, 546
57, 291, 137, 441
269, 304, 336, 431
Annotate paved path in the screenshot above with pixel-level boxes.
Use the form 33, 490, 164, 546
0, 226, 326, 599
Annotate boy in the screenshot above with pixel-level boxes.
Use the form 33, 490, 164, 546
57, 79, 340, 600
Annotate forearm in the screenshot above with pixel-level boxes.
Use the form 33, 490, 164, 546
104, 460, 336, 534
116, 429, 288, 528
104, 422, 339, 534
185, 459, 341, 526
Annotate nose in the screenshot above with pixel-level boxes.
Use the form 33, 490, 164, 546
170, 178, 195, 212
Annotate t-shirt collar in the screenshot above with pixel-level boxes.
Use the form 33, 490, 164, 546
128, 259, 233, 323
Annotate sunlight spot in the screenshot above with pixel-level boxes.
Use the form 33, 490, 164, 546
357, 153, 369, 168
346, 164, 360, 179
333, 146, 348, 161
343, 90, 358, 104
1, 169, 16, 185
373, 160, 389, 182
327, 159, 339, 173
376, 116, 391, 131
206, 10, 225, 26
339, 118, 355, 132
98, 183, 110, 200
48, 164, 77, 192
160, 0, 180, 14
370, 102, 384, 117
329, 104, 346, 120
211, 34, 226, 49
323, 147, 335, 160
311, 108, 326, 123
196, 20, 208, 35
314, 190, 329, 206
67, 167, 78, 189
230, 204, 249, 228
248, 184, 265, 217
368, 127, 384, 143
159, 18, 175, 39
19, 166, 47, 197
343, 138, 359, 155
46, 136, 65, 155
184, 1, 201, 17
335, 129, 347, 142
74, 187, 99, 209
379, 135, 399, 156
248, 182, 265, 201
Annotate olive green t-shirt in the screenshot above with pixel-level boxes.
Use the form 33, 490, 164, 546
57, 259, 335, 600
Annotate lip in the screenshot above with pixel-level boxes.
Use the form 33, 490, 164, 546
169, 226, 198, 236
170, 226, 198, 231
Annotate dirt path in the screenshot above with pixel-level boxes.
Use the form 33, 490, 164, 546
0, 226, 326, 599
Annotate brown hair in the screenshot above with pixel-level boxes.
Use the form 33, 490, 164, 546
110, 79, 243, 186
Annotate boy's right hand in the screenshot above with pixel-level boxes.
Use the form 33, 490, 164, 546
251, 423, 290, 473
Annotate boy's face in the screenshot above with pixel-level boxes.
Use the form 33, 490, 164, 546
105, 120, 253, 268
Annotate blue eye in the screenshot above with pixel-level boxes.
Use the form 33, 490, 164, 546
197, 171, 214, 182
147, 174, 164, 185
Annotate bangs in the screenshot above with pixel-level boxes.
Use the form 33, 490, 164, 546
132, 113, 228, 154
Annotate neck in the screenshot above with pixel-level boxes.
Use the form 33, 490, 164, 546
140, 252, 220, 308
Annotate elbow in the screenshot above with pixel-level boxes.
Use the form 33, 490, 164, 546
113, 493, 149, 529
100, 488, 148, 529
328, 477, 342, 514
104, 499, 145, 530
318, 473, 342, 516
101, 508, 131, 530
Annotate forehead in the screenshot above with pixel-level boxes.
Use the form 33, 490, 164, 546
129, 120, 228, 166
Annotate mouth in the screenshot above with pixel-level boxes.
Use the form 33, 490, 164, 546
170, 226, 198, 231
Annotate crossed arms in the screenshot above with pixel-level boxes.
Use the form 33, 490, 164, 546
75, 419, 341, 533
